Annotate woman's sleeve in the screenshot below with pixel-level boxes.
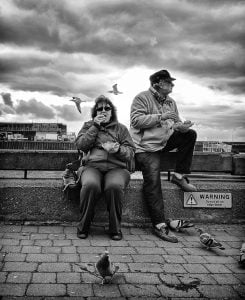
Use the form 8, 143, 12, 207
75, 121, 99, 152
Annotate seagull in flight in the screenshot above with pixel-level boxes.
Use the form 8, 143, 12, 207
108, 84, 123, 95
70, 97, 87, 113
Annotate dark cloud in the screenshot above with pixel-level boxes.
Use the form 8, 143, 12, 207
0, 0, 244, 142
1, 92, 14, 107
181, 104, 245, 129
209, 77, 245, 95
15, 98, 55, 119
52, 104, 91, 122
0, 49, 113, 97
0, 103, 15, 114
0, 0, 244, 94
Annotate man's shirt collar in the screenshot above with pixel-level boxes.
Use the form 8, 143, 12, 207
149, 86, 171, 105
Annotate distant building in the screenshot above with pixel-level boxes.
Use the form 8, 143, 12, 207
202, 141, 232, 153
0, 122, 73, 141
194, 141, 232, 153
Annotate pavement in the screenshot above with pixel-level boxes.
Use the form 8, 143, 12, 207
0, 221, 244, 299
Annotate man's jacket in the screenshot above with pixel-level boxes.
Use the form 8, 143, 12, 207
130, 89, 180, 153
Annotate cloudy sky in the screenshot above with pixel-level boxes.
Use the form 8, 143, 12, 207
0, 0, 245, 141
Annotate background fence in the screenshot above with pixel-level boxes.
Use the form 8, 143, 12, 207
0, 140, 76, 150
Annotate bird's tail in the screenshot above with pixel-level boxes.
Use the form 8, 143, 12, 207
181, 220, 195, 228
113, 265, 119, 275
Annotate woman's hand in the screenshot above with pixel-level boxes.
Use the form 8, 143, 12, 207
94, 114, 106, 125
102, 141, 120, 153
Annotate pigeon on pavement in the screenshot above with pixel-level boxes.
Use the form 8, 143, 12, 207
239, 242, 245, 264
95, 250, 119, 284
70, 97, 87, 113
197, 228, 225, 250
166, 219, 194, 231
74, 250, 119, 284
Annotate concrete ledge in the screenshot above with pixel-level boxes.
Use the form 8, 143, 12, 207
0, 174, 244, 225
233, 153, 245, 175
0, 150, 77, 171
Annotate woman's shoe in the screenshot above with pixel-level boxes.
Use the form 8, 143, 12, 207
77, 229, 88, 239
110, 231, 123, 241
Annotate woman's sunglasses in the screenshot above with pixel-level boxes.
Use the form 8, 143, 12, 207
96, 106, 112, 112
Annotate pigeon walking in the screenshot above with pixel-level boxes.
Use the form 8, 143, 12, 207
108, 84, 123, 95
166, 219, 194, 231
70, 96, 87, 113
74, 250, 119, 284
197, 228, 225, 250
240, 242, 245, 265
95, 250, 119, 284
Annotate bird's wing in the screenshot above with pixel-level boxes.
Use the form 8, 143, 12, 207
240, 243, 245, 253
73, 263, 101, 279
113, 84, 119, 93
168, 219, 194, 230
76, 103, 81, 113
111, 263, 119, 275
95, 256, 110, 277
211, 238, 225, 249
168, 219, 181, 230
240, 253, 245, 264
181, 220, 194, 228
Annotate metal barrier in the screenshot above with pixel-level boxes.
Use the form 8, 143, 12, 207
1, 150, 244, 179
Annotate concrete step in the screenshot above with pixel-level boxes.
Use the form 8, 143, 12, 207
0, 173, 244, 225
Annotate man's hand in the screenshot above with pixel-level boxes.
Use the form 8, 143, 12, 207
174, 120, 194, 132
161, 111, 179, 122
102, 141, 120, 153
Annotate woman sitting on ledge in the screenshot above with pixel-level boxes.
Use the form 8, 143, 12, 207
75, 95, 135, 240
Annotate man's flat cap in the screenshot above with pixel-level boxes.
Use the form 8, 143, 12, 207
149, 69, 176, 84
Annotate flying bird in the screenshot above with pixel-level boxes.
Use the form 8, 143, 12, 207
108, 84, 123, 95
240, 242, 245, 265
70, 96, 87, 113
95, 250, 119, 284
197, 228, 225, 250
166, 219, 194, 232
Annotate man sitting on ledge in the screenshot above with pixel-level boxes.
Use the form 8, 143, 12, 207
130, 69, 197, 243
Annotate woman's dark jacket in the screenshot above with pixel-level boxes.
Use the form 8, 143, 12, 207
75, 120, 136, 172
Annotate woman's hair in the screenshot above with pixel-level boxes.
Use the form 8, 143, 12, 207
91, 95, 117, 122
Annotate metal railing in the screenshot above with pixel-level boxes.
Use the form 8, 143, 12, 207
0, 140, 76, 151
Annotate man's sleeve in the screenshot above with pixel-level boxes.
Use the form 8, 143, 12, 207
130, 96, 161, 129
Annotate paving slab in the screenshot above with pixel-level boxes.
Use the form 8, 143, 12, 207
0, 222, 244, 299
